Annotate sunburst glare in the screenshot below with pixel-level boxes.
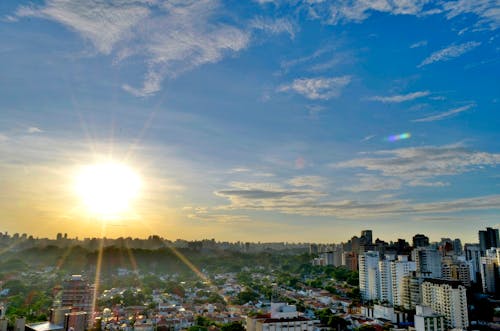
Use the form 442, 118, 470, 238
74, 162, 141, 220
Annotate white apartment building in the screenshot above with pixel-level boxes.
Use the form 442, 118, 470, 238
391, 255, 416, 306
359, 251, 380, 301
421, 279, 468, 330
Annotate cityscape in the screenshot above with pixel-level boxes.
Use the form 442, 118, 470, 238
1, 1, 500, 331
0, 227, 498, 331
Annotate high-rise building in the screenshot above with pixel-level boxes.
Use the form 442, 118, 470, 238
378, 258, 393, 303
412, 247, 442, 278
464, 243, 481, 283
400, 272, 423, 310
479, 247, 500, 294
361, 230, 373, 245
479, 227, 499, 255
391, 255, 417, 306
61, 275, 92, 315
359, 251, 380, 301
412, 234, 430, 248
441, 256, 471, 287
421, 279, 468, 330
342, 251, 358, 271
452, 238, 462, 256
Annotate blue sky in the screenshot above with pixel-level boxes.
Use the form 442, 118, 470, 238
0, 0, 499, 243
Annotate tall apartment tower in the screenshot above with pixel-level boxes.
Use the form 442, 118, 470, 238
400, 272, 423, 310
61, 275, 93, 314
412, 247, 442, 278
421, 279, 469, 330
480, 247, 500, 294
464, 243, 481, 283
479, 227, 499, 255
361, 230, 373, 245
412, 234, 430, 248
391, 255, 417, 306
359, 251, 380, 301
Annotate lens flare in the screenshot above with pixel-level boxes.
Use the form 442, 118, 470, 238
386, 132, 411, 142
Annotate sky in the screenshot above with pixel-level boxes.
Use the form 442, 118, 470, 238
0, 0, 499, 243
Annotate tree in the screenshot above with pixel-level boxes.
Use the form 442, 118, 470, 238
221, 322, 245, 331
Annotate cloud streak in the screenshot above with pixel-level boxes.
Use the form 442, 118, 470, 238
370, 91, 430, 103
214, 181, 500, 217
418, 41, 481, 67
412, 104, 475, 122
277, 76, 351, 100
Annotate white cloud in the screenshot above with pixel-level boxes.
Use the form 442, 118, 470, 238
410, 40, 428, 48
16, 0, 151, 54
442, 0, 500, 30
251, 17, 296, 39
214, 180, 500, 217
418, 41, 481, 67
334, 143, 500, 182
412, 104, 475, 122
304, 0, 431, 25
370, 90, 430, 103
27, 127, 43, 134
277, 76, 351, 100
16, 0, 250, 97
361, 135, 376, 142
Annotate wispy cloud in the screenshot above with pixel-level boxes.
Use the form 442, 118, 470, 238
304, 0, 431, 25
214, 180, 500, 217
185, 206, 251, 224
250, 17, 296, 38
412, 104, 475, 122
442, 0, 500, 30
369, 90, 430, 103
418, 41, 481, 67
334, 143, 500, 182
277, 76, 351, 100
361, 135, 376, 142
342, 174, 401, 192
288, 176, 325, 188
410, 40, 428, 48
15, 0, 251, 97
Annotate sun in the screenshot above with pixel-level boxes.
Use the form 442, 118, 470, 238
74, 162, 141, 219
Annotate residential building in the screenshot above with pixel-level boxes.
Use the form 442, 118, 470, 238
421, 279, 468, 330
479, 227, 499, 255
359, 251, 380, 301
391, 255, 416, 306
479, 247, 500, 294
414, 305, 445, 331
413, 247, 442, 278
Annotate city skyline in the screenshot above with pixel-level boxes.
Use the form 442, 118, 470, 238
1, 1, 499, 242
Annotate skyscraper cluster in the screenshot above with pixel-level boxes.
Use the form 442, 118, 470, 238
354, 227, 499, 330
